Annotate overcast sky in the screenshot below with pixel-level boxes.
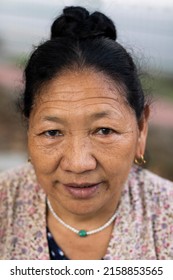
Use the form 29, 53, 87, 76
1, 0, 173, 73
2, 0, 173, 7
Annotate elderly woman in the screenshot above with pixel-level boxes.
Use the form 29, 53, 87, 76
0, 6, 173, 260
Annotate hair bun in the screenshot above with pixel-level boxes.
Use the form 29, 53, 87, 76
51, 6, 117, 41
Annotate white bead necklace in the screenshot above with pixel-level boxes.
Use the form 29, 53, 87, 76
47, 198, 118, 237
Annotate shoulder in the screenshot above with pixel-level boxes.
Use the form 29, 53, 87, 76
128, 166, 173, 221
140, 168, 173, 214
130, 166, 173, 196
0, 164, 47, 259
0, 163, 37, 196
0, 162, 36, 182
0, 163, 38, 215
129, 166, 173, 232
129, 167, 173, 259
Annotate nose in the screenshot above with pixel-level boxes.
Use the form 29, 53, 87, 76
60, 135, 97, 174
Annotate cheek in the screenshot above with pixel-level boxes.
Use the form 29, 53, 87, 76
28, 136, 62, 174
94, 133, 138, 163
94, 135, 138, 182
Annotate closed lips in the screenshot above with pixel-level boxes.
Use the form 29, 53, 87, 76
64, 183, 100, 188
63, 182, 102, 199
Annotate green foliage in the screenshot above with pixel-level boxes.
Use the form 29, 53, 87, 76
140, 73, 173, 100
10, 54, 29, 68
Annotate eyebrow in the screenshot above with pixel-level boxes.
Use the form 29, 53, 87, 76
42, 111, 114, 124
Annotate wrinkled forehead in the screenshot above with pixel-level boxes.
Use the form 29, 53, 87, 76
36, 69, 127, 104
29, 70, 137, 124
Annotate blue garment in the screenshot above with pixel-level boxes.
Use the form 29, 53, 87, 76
47, 227, 69, 260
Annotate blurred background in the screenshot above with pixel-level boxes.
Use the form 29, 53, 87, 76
0, 0, 173, 180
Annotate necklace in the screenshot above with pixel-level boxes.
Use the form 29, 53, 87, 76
47, 198, 118, 237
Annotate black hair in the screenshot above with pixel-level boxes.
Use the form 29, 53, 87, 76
22, 6, 145, 120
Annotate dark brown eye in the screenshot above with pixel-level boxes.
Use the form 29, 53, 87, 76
44, 130, 63, 137
96, 128, 114, 135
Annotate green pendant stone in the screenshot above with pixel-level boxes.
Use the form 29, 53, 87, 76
78, 230, 87, 237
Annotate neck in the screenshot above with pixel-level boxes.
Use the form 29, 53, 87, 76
47, 195, 119, 231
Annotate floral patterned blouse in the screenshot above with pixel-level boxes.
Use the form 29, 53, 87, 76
0, 163, 173, 260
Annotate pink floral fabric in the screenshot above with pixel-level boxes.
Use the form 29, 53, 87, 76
0, 163, 173, 259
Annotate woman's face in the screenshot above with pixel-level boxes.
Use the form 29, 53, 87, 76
28, 69, 148, 217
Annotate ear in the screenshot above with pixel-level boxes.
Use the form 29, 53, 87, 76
135, 105, 150, 158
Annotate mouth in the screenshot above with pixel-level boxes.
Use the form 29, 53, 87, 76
63, 182, 102, 199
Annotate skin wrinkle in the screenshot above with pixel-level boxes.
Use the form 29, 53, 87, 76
33, 97, 125, 113
28, 68, 148, 230
40, 67, 124, 92
37, 107, 129, 124
30, 117, 135, 145
36, 95, 123, 104
33, 69, 127, 109
33, 105, 125, 122
30, 99, 133, 128
33, 74, 128, 118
